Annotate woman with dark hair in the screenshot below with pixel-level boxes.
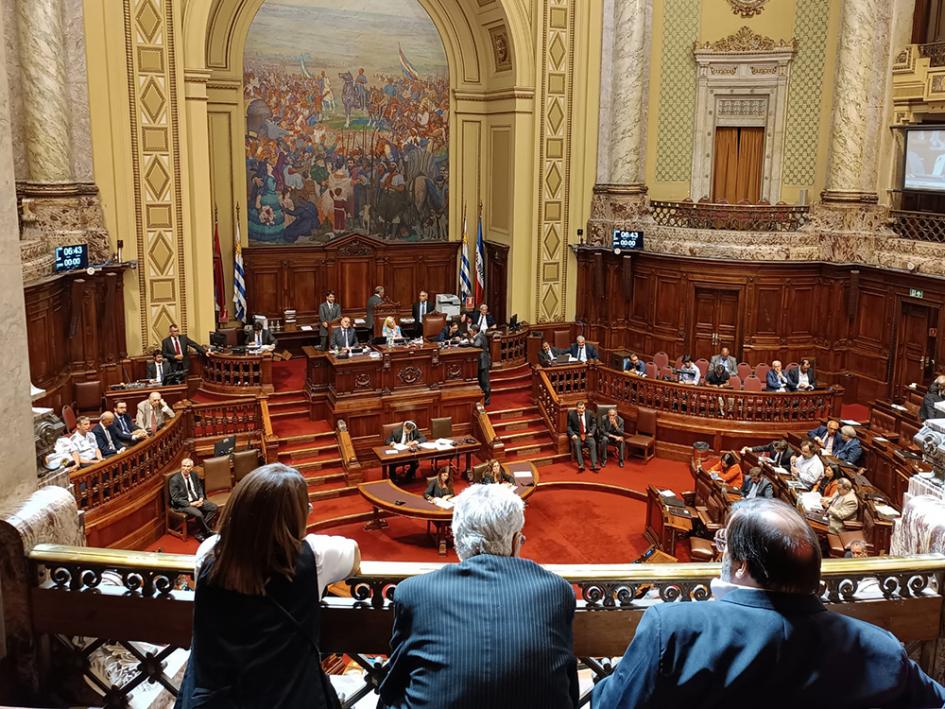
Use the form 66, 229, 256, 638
707, 451, 744, 489
176, 463, 360, 708
481, 459, 514, 485
424, 466, 455, 500
817, 465, 840, 499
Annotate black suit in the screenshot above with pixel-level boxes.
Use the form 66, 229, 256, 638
921, 390, 944, 421
412, 300, 435, 323
472, 311, 496, 331
746, 441, 791, 468
567, 409, 598, 469
93, 423, 122, 457
366, 294, 383, 329
538, 347, 559, 367
331, 326, 358, 350
387, 426, 427, 479
379, 554, 578, 709
437, 325, 460, 343
569, 342, 598, 362
161, 334, 204, 372
599, 414, 625, 464
168, 471, 218, 537
147, 359, 170, 383
786, 366, 817, 391
472, 330, 491, 404
110, 413, 142, 446
740, 475, 774, 498
248, 328, 277, 348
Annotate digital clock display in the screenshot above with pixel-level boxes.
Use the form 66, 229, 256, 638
611, 229, 644, 252
54, 244, 88, 272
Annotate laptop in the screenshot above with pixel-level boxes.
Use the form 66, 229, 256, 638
553, 353, 571, 365
213, 435, 236, 457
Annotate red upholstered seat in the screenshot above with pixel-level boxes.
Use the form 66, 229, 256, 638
695, 358, 709, 378
645, 362, 657, 378
743, 375, 763, 392
754, 363, 770, 382
653, 351, 669, 370
736, 362, 752, 381
727, 374, 742, 390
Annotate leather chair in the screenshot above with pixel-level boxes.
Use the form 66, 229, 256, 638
645, 362, 658, 378
201, 455, 233, 508
689, 536, 716, 562
653, 352, 670, 370
470, 461, 491, 483
754, 363, 770, 383
165, 471, 189, 541
382, 422, 404, 443
695, 358, 710, 379
627, 408, 656, 462
430, 417, 453, 439
423, 313, 447, 340
742, 375, 763, 392
61, 404, 77, 433
74, 380, 103, 415
552, 329, 572, 351
736, 362, 753, 381
727, 374, 742, 390
232, 448, 261, 483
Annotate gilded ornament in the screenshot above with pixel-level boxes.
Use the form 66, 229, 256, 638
696, 26, 796, 54
725, 0, 770, 18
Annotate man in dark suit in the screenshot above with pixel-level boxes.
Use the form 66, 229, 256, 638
168, 457, 218, 541
366, 285, 385, 330
567, 401, 598, 472
470, 323, 491, 405
412, 290, 435, 324
786, 358, 817, 391
331, 316, 358, 350
740, 438, 791, 468
538, 340, 559, 366
599, 407, 625, 467
593, 498, 945, 708
740, 466, 774, 498
379, 484, 578, 709
473, 303, 496, 331
386, 420, 427, 481
247, 320, 277, 348
808, 419, 842, 456
110, 400, 147, 446
834, 425, 863, 466
92, 412, 125, 457
437, 320, 462, 343
765, 360, 789, 391
569, 336, 598, 363
625, 352, 647, 376
318, 291, 341, 350
920, 374, 945, 421
161, 323, 206, 372
146, 351, 170, 383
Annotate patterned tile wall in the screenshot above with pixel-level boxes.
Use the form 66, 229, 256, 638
654, 0, 700, 183
782, 0, 829, 186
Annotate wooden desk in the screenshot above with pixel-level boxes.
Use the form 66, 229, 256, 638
372, 436, 481, 479
103, 383, 187, 412
358, 462, 539, 554
200, 350, 273, 395
644, 485, 695, 554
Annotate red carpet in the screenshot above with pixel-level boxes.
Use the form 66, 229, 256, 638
272, 359, 306, 391
271, 417, 333, 437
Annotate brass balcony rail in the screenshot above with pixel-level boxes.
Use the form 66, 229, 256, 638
889, 210, 945, 244
650, 199, 810, 232
26, 544, 945, 708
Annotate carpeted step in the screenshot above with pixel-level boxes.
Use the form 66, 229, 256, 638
270, 388, 306, 400
498, 429, 553, 446
503, 440, 557, 457
511, 450, 571, 466
280, 438, 339, 456
310, 483, 358, 502
489, 405, 539, 420
305, 470, 347, 487
270, 406, 311, 419
492, 415, 544, 432
492, 381, 530, 394
268, 396, 308, 410
278, 430, 336, 445
295, 456, 343, 473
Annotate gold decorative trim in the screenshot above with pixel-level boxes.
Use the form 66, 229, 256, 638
453, 88, 536, 102
695, 26, 796, 54
15, 181, 100, 197
165, 0, 187, 330
593, 183, 648, 196
726, 0, 769, 18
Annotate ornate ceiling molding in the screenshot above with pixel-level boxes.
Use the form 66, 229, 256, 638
695, 26, 796, 54
725, 0, 770, 18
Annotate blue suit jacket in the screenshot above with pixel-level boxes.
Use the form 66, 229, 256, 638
808, 424, 842, 452
626, 359, 647, 375
379, 554, 578, 708
766, 369, 789, 391
834, 437, 863, 466
592, 588, 945, 709
570, 343, 598, 361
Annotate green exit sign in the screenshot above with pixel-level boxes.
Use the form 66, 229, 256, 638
910, 288, 924, 299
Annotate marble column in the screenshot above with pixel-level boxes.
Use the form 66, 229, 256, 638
821, 0, 891, 204
587, 0, 651, 246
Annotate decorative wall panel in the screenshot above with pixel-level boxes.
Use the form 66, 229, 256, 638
123, 0, 186, 347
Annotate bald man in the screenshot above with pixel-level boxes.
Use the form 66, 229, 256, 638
594, 498, 945, 708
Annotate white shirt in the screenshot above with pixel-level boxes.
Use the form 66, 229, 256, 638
798, 370, 810, 388
772, 371, 787, 392
577, 345, 587, 362
418, 301, 427, 319
195, 533, 358, 598
795, 454, 824, 487
70, 431, 99, 461
478, 313, 489, 330
680, 364, 700, 385
182, 472, 199, 502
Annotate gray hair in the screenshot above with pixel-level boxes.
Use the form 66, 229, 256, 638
451, 484, 525, 561
840, 425, 857, 438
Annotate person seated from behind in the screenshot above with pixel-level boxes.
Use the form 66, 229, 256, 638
705, 363, 730, 387
437, 319, 463, 344
741, 466, 773, 499
592, 497, 945, 708
168, 457, 218, 542
834, 425, 863, 466
845, 538, 869, 558
599, 407, 625, 468
567, 400, 599, 473
382, 316, 403, 341
92, 412, 125, 458
248, 319, 277, 349
378, 484, 578, 708
920, 374, 945, 421
817, 465, 840, 498
70, 416, 102, 466
740, 439, 791, 468
677, 354, 700, 385
481, 459, 514, 485
787, 358, 817, 391
46, 435, 78, 471
147, 350, 169, 384
538, 340, 560, 366
709, 346, 738, 378
766, 360, 789, 392
387, 420, 426, 481
625, 352, 647, 376
706, 451, 743, 489
808, 419, 841, 456
111, 400, 148, 446
821, 477, 858, 534
425, 467, 455, 500
791, 440, 824, 489
570, 335, 598, 363
176, 464, 360, 708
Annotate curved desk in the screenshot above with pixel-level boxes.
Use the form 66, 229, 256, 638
358, 462, 540, 554
200, 349, 273, 395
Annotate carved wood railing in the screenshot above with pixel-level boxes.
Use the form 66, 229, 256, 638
650, 199, 810, 232
25, 545, 945, 708
534, 368, 568, 452
888, 210, 945, 244
188, 398, 262, 440
336, 420, 362, 486
472, 402, 505, 461
542, 362, 590, 398
490, 326, 529, 369
259, 397, 277, 463
68, 413, 188, 512
200, 351, 274, 395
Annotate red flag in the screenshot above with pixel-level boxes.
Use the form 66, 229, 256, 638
212, 217, 228, 324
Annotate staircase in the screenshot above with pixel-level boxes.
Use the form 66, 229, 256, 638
268, 388, 311, 421
488, 365, 569, 466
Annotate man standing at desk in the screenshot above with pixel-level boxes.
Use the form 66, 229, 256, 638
470, 322, 491, 406
319, 290, 341, 350
412, 290, 434, 324
332, 316, 358, 350
162, 323, 206, 372
366, 285, 385, 331
387, 420, 426, 481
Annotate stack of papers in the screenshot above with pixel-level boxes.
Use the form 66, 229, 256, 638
392, 443, 409, 451
419, 442, 438, 450
513, 470, 534, 486
300, 324, 313, 331
890, 404, 908, 412
874, 503, 900, 518
430, 498, 454, 509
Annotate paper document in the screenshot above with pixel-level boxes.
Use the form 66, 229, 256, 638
300, 325, 313, 331
660, 489, 676, 497
890, 404, 908, 412
772, 466, 789, 475
419, 442, 438, 450
392, 443, 409, 451
384, 449, 398, 455
841, 419, 861, 426
430, 498, 454, 509
874, 504, 900, 517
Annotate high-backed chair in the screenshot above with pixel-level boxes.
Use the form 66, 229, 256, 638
232, 448, 262, 483
423, 312, 447, 340
74, 380, 104, 416
786, 362, 798, 372
382, 422, 403, 443
742, 375, 763, 392
165, 471, 189, 541
201, 455, 234, 509
695, 358, 710, 379
727, 374, 742, 390
754, 363, 770, 383
736, 362, 753, 381
430, 417, 453, 439
61, 404, 77, 433
653, 352, 669, 370
552, 329, 571, 351
645, 362, 658, 378
470, 461, 491, 483
627, 408, 656, 462
325, 317, 344, 348
659, 366, 675, 381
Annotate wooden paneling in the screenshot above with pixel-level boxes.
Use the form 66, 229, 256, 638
243, 234, 460, 322
574, 249, 945, 405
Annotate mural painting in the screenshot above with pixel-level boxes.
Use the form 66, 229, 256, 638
244, 0, 449, 245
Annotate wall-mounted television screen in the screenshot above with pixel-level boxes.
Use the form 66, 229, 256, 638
904, 127, 945, 192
